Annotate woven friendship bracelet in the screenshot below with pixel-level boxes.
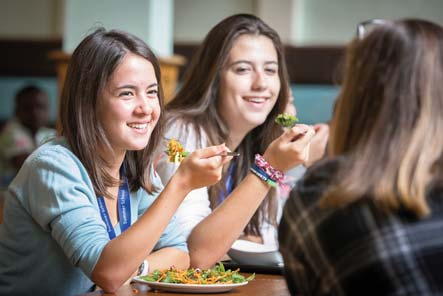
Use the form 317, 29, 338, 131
254, 154, 285, 184
250, 164, 278, 188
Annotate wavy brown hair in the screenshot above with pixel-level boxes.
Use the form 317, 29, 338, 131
323, 19, 443, 217
59, 28, 164, 197
166, 14, 290, 236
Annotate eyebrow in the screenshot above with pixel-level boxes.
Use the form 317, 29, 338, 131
228, 60, 278, 67
114, 83, 158, 90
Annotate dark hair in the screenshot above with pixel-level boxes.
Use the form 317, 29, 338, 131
59, 27, 165, 196
166, 14, 290, 236
324, 19, 443, 217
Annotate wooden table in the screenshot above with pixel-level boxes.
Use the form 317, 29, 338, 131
78, 274, 289, 296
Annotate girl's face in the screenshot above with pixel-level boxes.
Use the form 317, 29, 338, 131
218, 34, 281, 134
98, 53, 160, 158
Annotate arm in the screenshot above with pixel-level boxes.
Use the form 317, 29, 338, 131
156, 122, 213, 239
91, 145, 232, 292
188, 125, 316, 268
146, 247, 190, 271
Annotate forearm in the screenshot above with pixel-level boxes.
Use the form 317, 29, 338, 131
92, 144, 229, 290
188, 173, 271, 268
147, 247, 190, 271
92, 173, 191, 290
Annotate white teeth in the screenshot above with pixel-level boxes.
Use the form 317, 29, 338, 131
128, 123, 148, 129
246, 97, 266, 103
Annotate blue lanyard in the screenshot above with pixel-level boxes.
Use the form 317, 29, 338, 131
97, 165, 131, 240
218, 161, 236, 204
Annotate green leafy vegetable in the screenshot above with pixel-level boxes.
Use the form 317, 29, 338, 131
275, 113, 299, 128
139, 262, 255, 285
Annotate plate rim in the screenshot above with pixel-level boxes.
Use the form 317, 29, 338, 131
132, 275, 249, 292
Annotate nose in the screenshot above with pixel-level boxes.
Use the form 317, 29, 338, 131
252, 70, 268, 91
135, 94, 153, 115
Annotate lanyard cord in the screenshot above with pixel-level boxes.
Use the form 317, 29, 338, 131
97, 165, 131, 240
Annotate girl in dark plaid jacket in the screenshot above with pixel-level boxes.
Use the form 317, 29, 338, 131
279, 19, 443, 296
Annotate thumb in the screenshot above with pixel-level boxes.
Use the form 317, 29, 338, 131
280, 124, 310, 142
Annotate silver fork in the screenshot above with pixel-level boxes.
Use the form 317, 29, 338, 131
218, 151, 240, 157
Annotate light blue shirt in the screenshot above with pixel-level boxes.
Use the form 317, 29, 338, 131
0, 138, 187, 296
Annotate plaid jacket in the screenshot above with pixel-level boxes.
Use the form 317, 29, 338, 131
279, 158, 443, 296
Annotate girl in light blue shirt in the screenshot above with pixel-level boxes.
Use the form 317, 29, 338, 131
0, 28, 232, 296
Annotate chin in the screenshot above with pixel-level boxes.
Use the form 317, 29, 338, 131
128, 141, 150, 151
247, 118, 267, 128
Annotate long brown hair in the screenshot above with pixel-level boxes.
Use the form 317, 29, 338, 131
166, 14, 290, 236
59, 28, 165, 197
323, 19, 443, 217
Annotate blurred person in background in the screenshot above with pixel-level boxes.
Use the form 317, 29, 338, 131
0, 85, 55, 190
0, 85, 55, 223
279, 18, 443, 295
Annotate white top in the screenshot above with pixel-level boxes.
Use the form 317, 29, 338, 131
155, 118, 306, 248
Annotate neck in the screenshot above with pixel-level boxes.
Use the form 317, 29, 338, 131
99, 147, 126, 180
227, 128, 249, 151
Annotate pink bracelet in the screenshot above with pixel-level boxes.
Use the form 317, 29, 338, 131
254, 154, 285, 184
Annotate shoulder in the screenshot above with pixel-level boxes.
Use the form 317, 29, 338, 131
281, 157, 341, 236
27, 138, 79, 167
15, 138, 88, 185
290, 157, 342, 205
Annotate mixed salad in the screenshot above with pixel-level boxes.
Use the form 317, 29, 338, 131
165, 139, 189, 163
139, 262, 255, 285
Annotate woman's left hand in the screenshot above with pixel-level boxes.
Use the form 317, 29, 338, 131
304, 123, 329, 167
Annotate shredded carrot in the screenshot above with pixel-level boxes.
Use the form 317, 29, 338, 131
139, 263, 254, 285
165, 139, 188, 163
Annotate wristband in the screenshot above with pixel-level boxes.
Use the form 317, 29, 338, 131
254, 154, 285, 184
137, 260, 149, 276
250, 164, 277, 188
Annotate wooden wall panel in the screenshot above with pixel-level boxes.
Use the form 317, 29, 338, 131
0, 39, 62, 77
0, 39, 345, 85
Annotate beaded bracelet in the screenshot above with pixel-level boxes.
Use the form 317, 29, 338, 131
254, 154, 285, 184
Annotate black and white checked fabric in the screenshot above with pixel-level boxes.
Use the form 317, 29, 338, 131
279, 158, 443, 296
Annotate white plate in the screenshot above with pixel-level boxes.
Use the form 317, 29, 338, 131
228, 239, 284, 267
133, 276, 248, 293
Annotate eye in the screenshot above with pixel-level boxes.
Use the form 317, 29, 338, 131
265, 66, 278, 75
233, 63, 252, 74
118, 90, 134, 98
147, 88, 158, 97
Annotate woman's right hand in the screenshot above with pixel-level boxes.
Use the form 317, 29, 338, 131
263, 124, 315, 172
174, 144, 233, 191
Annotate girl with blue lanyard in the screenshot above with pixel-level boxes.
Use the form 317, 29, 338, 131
0, 28, 232, 295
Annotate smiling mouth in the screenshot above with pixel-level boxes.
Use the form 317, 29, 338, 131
244, 97, 267, 103
127, 123, 148, 129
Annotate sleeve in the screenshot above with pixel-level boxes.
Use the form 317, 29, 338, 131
278, 194, 303, 295
155, 120, 212, 239
260, 219, 279, 249
278, 181, 325, 296
13, 148, 109, 277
